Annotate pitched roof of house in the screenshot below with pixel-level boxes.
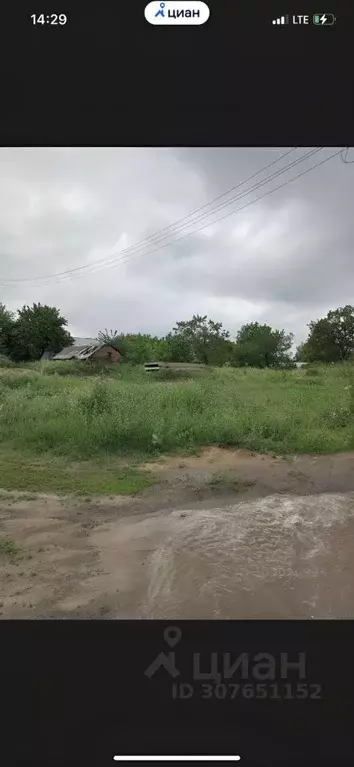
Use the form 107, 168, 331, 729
52, 338, 105, 360
42, 337, 121, 361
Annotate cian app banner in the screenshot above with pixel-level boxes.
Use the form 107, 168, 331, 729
145, 1, 210, 25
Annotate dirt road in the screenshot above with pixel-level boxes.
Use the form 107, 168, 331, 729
1, 448, 354, 619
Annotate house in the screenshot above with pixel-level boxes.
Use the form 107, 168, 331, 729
42, 337, 121, 363
295, 361, 308, 369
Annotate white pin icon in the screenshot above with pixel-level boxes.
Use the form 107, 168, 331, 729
164, 626, 182, 647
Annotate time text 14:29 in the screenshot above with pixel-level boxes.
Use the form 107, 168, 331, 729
30, 14, 67, 25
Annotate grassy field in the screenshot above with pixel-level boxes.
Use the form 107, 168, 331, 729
0, 361, 353, 493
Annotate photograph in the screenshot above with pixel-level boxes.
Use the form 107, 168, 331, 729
1, 145, 353, 621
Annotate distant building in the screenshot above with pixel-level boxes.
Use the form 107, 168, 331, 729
295, 361, 308, 369
41, 337, 121, 363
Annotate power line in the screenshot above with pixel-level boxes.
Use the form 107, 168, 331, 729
46, 149, 321, 283
25, 147, 342, 290
1, 148, 319, 287
2, 148, 339, 288
70, 148, 342, 280
116, 147, 300, 242
1, 147, 298, 286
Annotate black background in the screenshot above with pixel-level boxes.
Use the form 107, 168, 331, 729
1, 620, 353, 765
0, 1, 353, 145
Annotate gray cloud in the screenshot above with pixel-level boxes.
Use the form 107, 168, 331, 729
0, 147, 353, 346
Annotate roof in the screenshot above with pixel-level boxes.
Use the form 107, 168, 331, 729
53, 340, 103, 360
41, 338, 99, 361
52, 338, 121, 361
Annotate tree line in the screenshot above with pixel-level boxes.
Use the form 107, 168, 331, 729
1, 301, 354, 367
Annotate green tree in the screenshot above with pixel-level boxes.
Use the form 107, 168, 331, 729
302, 305, 354, 363
294, 343, 305, 362
233, 322, 293, 368
164, 331, 195, 363
9, 303, 73, 362
166, 315, 232, 365
113, 333, 169, 364
97, 328, 121, 350
0, 303, 15, 356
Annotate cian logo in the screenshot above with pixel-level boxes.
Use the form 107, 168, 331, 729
144, 1, 210, 25
144, 626, 182, 678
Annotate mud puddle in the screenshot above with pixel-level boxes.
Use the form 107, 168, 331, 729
1, 448, 354, 619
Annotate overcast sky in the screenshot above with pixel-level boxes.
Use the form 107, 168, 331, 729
0, 147, 353, 347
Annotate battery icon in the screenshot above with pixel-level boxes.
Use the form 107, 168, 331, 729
313, 13, 336, 25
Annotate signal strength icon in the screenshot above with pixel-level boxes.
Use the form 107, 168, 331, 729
272, 14, 289, 24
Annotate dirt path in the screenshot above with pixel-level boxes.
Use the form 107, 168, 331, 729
1, 448, 354, 619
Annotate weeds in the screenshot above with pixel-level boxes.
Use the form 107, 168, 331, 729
0, 363, 352, 471
0, 538, 24, 561
153, 369, 200, 382
0, 451, 155, 495
79, 381, 112, 416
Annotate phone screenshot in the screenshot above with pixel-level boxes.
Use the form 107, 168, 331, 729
0, 3, 353, 766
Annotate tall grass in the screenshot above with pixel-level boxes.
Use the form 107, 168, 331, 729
0, 363, 353, 459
